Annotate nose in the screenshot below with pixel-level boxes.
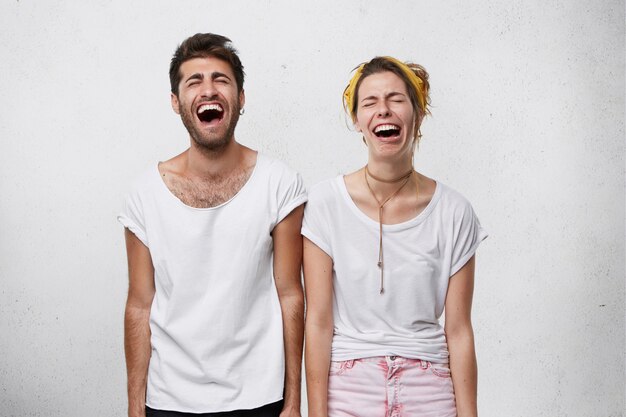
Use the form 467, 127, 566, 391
200, 80, 219, 100
376, 103, 391, 117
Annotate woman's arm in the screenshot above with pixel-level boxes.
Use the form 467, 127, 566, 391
303, 237, 334, 417
445, 255, 478, 417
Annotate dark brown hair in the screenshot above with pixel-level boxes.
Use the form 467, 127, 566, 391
169, 33, 245, 96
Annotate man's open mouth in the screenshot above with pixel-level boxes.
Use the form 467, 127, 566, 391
197, 103, 224, 123
374, 124, 401, 138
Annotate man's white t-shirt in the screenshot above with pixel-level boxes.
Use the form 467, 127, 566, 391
302, 176, 487, 364
118, 154, 307, 413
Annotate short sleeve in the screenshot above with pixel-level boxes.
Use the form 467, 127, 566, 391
275, 168, 308, 226
117, 187, 148, 247
301, 181, 333, 258
450, 202, 488, 276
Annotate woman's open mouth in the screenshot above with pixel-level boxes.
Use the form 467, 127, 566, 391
374, 124, 401, 139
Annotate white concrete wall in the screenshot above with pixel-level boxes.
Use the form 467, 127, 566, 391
0, 1, 623, 416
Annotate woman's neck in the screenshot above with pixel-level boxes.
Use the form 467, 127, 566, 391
365, 156, 413, 180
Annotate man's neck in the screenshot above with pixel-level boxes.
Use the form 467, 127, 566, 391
186, 136, 243, 179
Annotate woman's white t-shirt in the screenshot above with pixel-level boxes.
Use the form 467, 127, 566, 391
302, 176, 487, 364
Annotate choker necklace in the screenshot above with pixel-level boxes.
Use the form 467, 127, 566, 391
366, 167, 413, 183
364, 165, 414, 294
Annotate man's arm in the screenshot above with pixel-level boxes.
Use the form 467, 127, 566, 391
272, 205, 305, 417
123, 228, 156, 417
445, 255, 478, 417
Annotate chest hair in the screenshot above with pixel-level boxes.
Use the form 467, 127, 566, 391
164, 166, 254, 208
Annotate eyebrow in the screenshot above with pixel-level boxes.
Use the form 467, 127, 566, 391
211, 71, 231, 81
360, 91, 407, 102
184, 71, 232, 84
185, 73, 203, 83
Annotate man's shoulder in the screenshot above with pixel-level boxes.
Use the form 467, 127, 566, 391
124, 164, 160, 197
255, 153, 302, 183
254, 154, 307, 214
257, 153, 294, 173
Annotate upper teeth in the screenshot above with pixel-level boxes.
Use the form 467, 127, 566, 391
375, 124, 399, 133
198, 104, 223, 113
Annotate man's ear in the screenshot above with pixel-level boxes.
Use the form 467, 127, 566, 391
171, 93, 181, 115
239, 89, 245, 110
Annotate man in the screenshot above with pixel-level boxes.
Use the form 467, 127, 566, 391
119, 33, 306, 417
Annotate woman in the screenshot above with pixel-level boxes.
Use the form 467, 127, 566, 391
302, 56, 487, 417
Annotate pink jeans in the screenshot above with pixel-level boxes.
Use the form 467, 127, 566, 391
327, 356, 457, 417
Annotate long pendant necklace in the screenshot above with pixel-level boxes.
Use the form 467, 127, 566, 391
363, 165, 414, 294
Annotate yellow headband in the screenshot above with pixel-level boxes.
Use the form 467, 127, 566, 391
343, 56, 428, 119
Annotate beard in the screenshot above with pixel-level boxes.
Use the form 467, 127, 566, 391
179, 101, 241, 153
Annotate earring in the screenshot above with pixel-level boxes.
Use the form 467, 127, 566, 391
239, 108, 245, 115
362, 136, 368, 146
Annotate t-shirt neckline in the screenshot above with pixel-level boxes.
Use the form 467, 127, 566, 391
336, 174, 442, 231
154, 152, 263, 211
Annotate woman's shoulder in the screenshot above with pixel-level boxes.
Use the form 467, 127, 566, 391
434, 181, 479, 218
307, 175, 343, 201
